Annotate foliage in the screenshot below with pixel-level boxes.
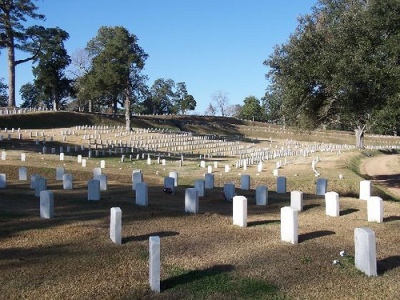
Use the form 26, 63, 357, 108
0, 78, 7, 106
262, 88, 283, 124
81, 25, 148, 129
0, 0, 45, 107
19, 82, 40, 108
265, 0, 400, 146
31, 26, 72, 110
173, 82, 196, 114
238, 95, 265, 121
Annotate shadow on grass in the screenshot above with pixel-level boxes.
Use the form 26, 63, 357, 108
383, 216, 400, 222
299, 230, 335, 243
161, 264, 234, 291
122, 231, 179, 243
340, 208, 359, 216
378, 256, 400, 275
303, 204, 321, 211
247, 219, 280, 227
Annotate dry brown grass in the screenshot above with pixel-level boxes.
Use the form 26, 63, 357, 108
0, 123, 399, 299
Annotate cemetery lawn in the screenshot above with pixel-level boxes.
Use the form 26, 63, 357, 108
0, 115, 399, 299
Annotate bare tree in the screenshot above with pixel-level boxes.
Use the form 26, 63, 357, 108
204, 102, 216, 116
211, 90, 229, 116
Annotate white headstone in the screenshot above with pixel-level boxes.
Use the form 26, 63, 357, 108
40, 190, 54, 219
59, 153, 65, 161
367, 197, 383, 223
30, 174, 41, 189
82, 159, 87, 167
273, 169, 279, 177
325, 191, 340, 217
1, 151, 6, 160
95, 174, 108, 191
276, 176, 286, 194
21, 153, 26, 161
110, 207, 122, 245
19, 167, 28, 181
281, 206, 298, 244
223, 183, 235, 201
88, 179, 100, 201
132, 171, 143, 190
63, 173, 73, 190
233, 196, 247, 227
240, 174, 250, 190
354, 227, 377, 276
207, 165, 213, 174
136, 182, 148, 206
290, 191, 303, 212
200, 160, 206, 168
149, 236, 161, 293
255, 185, 268, 205
169, 171, 178, 187
100, 160, 106, 169
359, 180, 371, 200
93, 167, 102, 178
77, 155, 82, 163
185, 188, 199, 214
224, 165, 230, 173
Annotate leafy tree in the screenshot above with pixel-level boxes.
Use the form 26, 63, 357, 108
173, 82, 196, 114
31, 27, 72, 111
143, 78, 175, 114
0, 78, 7, 106
264, 0, 400, 147
212, 90, 229, 116
261, 89, 283, 124
19, 82, 40, 108
0, 0, 45, 107
238, 96, 265, 121
84, 26, 148, 129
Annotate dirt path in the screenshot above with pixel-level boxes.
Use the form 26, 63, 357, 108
362, 154, 400, 198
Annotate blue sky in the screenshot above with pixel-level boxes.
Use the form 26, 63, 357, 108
1, 0, 317, 113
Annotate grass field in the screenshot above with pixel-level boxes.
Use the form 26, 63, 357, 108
0, 112, 399, 299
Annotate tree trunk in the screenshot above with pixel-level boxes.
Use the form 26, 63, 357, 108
88, 99, 92, 112
7, 44, 16, 108
125, 87, 131, 131
354, 125, 366, 148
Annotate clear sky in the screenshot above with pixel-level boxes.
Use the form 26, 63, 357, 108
1, 0, 317, 113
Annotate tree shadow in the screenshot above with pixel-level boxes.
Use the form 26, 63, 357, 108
247, 219, 280, 227
340, 208, 359, 216
299, 230, 335, 243
378, 256, 400, 275
383, 216, 400, 222
122, 231, 179, 243
161, 264, 235, 291
303, 204, 320, 211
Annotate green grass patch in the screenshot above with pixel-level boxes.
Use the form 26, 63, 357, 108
162, 265, 288, 299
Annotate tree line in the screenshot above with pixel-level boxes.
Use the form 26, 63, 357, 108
2, 0, 400, 144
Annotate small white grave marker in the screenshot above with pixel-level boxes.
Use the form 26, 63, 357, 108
233, 196, 247, 227
185, 188, 199, 214
110, 207, 122, 245
40, 190, 54, 219
149, 236, 161, 293
354, 227, 377, 276
367, 197, 383, 223
281, 206, 298, 244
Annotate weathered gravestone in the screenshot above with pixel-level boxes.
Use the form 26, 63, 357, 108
95, 174, 108, 191
194, 179, 205, 197
223, 183, 235, 201
316, 178, 327, 195
255, 185, 268, 205
185, 188, 199, 214
0, 173, 6, 188
136, 182, 148, 206
276, 176, 287, 194
56, 167, 65, 180
240, 174, 250, 190
132, 170, 143, 190
205, 173, 214, 189
163, 177, 175, 195
88, 179, 100, 201
63, 173, 73, 190
40, 190, 54, 219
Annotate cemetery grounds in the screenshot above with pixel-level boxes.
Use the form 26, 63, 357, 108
0, 113, 399, 300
